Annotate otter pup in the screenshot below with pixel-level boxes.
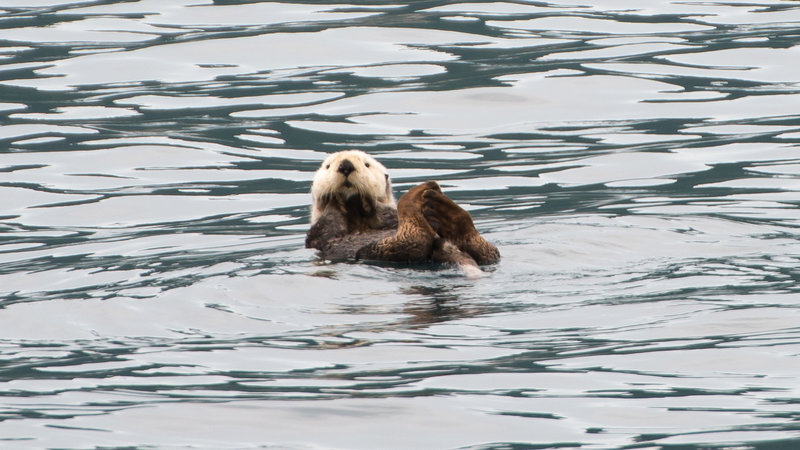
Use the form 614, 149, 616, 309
306, 150, 499, 269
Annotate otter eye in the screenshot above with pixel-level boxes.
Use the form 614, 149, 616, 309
325, 164, 330, 169
364, 162, 370, 168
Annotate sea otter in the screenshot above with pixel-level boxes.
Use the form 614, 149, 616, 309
305, 150, 499, 271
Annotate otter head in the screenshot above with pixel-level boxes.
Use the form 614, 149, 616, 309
310, 150, 395, 224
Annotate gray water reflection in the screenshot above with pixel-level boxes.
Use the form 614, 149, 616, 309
1, 0, 800, 448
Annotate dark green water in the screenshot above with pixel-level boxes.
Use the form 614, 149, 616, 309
1, 1, 800, 448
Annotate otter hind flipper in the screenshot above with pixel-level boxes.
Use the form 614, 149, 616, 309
420, 182, 500, 265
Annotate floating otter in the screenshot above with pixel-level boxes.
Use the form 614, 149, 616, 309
305, 150, 499, 272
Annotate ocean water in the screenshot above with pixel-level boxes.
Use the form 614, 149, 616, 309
1, 1, 800, 448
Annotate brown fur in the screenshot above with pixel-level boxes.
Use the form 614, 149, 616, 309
306, 152, 499, 270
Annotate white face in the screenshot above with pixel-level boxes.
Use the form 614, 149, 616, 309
311, 150, 395, 222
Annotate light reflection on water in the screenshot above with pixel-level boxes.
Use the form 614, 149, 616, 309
1, 0, 800, 448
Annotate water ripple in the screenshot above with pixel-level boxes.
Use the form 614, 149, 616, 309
1, 0, 800, 448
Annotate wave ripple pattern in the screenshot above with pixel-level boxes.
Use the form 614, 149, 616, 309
1, 1, 800, 448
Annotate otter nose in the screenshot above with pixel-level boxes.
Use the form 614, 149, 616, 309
337, 159, 355, 177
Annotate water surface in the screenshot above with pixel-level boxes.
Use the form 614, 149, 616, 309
1, 1, 800, 448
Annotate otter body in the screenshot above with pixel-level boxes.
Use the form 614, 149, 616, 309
306, 150, 499, 269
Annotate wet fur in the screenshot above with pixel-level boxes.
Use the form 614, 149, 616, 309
306, 150, 397, 258
310, 149, 394, 227
356, 181, 499, 267
306, 151, 499, 270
